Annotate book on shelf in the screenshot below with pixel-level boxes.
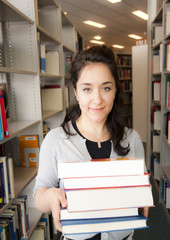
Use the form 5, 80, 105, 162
0, 89, 9, 138
0, 107, 4, 140
160, 175, 170, 209
153, 25, 163, 45
58, 157, 145, 179
46, 51, 60, 75
41, 87, 63, 112
152, 131, 160, 153
40, 42, 46, 73
153, 81, 161, 102
165, 75, 170, 108
19, 135, 39, 167
166, 7, 170, 36
153, 110, 161, 131
166, 42, 170, 71
61, 215, 148, 235
0, 156, 9, 205
60, 207, 139, 221
0, 210, 17, 240
152, 54, 160, 74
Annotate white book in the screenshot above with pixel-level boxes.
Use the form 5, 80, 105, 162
41, 88, 63, 112
152, 54, 160, 74
153, 81, 161, 101
153, 110, 161, 130
166, 43, 170, 71
46, 51, 60, 75
154, 25, 163, 45
8, 157, 15, 198
63, 173, 150, 190
66, 186, 153, 212
166, 8, 170, 36
30, 227, 45, 240
60, 207, 139, 220
153, 134, 160, 152
58, 158, 145, 178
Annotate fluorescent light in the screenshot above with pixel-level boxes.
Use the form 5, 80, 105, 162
107, 0, 122, 3
84, 20, 106, 28
112, 44, 124, 49
94, 36, 102, 40
64, 11, 67, 15
128, 34, 142, 40
132, 10, 148, 20
90, 40, 105, 45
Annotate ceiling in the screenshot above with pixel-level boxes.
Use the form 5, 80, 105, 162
55, 0, 148, 51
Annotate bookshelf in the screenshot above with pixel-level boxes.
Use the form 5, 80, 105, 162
0, 0, 83, 238
116, 53, 133, 128
147, 0, 170, 218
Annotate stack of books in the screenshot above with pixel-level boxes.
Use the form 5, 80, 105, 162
58, 158, 154, 236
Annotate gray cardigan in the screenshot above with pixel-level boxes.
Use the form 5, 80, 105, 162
34, 122, 145, 240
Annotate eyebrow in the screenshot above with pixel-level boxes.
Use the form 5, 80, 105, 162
80, 81, 114, 86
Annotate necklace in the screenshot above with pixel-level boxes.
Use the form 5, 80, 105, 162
97, 130, 108, 148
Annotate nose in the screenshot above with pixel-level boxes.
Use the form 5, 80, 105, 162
93, 90, 102, 105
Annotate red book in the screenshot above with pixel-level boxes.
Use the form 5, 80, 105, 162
0, 90, 9, 138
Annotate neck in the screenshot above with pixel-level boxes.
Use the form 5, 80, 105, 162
76, 117, 110, 145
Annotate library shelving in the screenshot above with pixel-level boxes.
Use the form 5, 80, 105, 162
116, 53, 133, 128
0, 0, 83, 239
147, 0, 170, 218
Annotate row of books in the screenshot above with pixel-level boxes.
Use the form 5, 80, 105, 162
40, 42, 60, 75
0, 156, 15, 208
116, 55, 132, 66
0, 195, 29, 240
118, 69, 132, 79
58, 158, 154, 236
120, 81, 132, 92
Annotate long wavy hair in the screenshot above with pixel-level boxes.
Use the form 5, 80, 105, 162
61, 45, 130, 156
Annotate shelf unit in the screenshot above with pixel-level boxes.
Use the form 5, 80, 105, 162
116, 53, 133, 128
147, 0, 170, 217
0, 0, 83, 238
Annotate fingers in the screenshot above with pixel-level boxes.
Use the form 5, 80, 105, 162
143, 207, 149, 218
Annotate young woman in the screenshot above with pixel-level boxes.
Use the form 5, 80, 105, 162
34, 45, 148, 240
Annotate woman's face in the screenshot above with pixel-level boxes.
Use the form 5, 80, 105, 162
74, 63, 116, 124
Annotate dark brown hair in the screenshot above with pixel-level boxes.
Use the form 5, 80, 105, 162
61, 45, 130, 156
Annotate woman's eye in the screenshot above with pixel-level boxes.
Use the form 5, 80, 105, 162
103, 87, 111, 91
83, 88, 91, 92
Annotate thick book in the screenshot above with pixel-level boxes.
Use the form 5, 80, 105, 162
63, 173, 150, 190
61, 215, 148, 235
60, 207, 139, 220
58, 158, 145, 178
65, 186, 153, 212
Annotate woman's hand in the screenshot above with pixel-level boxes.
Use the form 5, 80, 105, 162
34, 187, 68, 232
48, 187, 68, 232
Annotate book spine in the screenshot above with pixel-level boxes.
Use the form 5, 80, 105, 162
0, 90, 9, 138
40, 42, 46, 73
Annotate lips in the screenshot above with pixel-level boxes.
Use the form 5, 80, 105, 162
90, 107, 104, 112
